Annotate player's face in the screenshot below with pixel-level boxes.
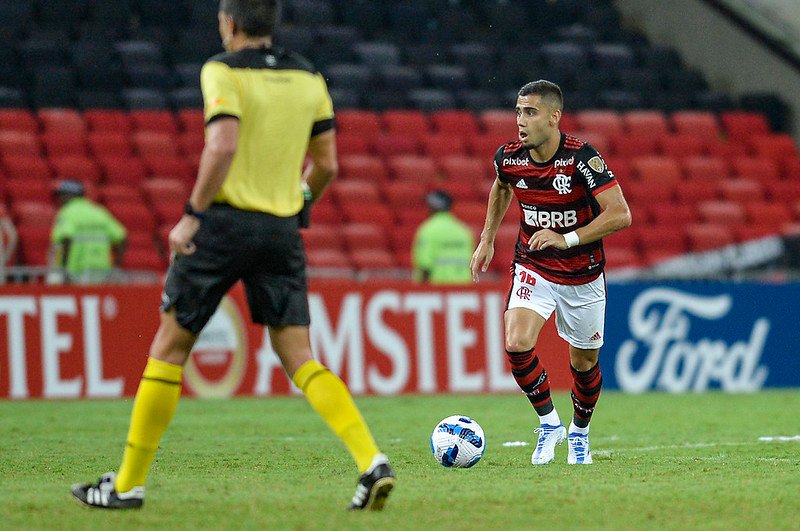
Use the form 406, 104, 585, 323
515, 94, 557, 150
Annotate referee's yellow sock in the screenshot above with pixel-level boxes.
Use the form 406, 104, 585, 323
293, 359, 380, 473
115, 357, 183, 493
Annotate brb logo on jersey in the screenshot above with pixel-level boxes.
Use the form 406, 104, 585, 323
522, 205, 578, 229
552, 173, 571, 194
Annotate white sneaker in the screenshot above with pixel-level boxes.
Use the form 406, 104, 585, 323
531, 424, 567, 465
567, 432, 593, 464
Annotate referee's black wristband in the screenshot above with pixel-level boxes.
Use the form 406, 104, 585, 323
184, 201, 206, 221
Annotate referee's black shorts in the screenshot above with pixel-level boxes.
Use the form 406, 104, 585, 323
161, 203, 309, 334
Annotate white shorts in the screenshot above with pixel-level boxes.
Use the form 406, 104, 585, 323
507, 264, 606, 349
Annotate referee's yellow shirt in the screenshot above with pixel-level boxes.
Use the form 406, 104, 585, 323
201, 47, 334, 216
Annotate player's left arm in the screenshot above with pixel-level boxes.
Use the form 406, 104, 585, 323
530, 184, 631, 251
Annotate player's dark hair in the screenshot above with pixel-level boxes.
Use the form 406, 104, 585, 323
518, 80, 564, 111
219, 0, 278, 37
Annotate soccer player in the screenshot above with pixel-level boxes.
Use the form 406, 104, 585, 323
470, 80, 631, 465
71, 0, 395, 510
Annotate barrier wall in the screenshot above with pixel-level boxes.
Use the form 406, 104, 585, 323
1, 280, 797, 399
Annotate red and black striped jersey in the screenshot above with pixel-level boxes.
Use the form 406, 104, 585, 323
494, 132, 618, 285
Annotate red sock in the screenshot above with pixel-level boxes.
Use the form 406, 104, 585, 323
507, 349, 553, 416
570, 363, 602, 429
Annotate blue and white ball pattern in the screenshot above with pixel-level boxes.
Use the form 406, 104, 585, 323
430, 415, 486, 468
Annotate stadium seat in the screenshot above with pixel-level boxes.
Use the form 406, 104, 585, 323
305, 248, 353, 271
84, 110, 132, 132
670, 110, 721, 139
743, 201, 793, 231
12, 200, 56, 228
682, 156, 729, 181
386, 155, 437, 182
635, 226, 688, 258
122, 246, 165, 271
341, 202, 395, 223
430, 110, 480, 136
421, 134, 468, 158
107, 202, 157, 234
488, 224, 519, 274
16, 225, 53, 266
720, 111, 770, 143
177, 131, 205, 157
479, 110, 517, 139
649, 203, 698, 226
630, 156, 683, 184
98, 156, 148, 185
302, 224, 345, 252
573, 131, 611, 156
151, 201, 184, 226
129, 110, 179, 134
0, 109, 39, 133
329, 179, 382, 205
0, 131, 41, 157
730, 156, 780, 181
467, 134, 506, 160
575, 110, 624, 138
388, 223, 418, 268
132, 130, 179, 158
341, 223, 389, 252
609, 134, 660, 158
373, 134, 420, 157
696, 200, 746, 226
99, 184, 143, 205
438, 155, 489, 181
452, 201, 488, 225
37, 108, 86, 134
674, 180, 719, 204
763, 180, 800, 203
87, 131, 133, 157
41, 131, 88, 156
143, 156, 195, 182
719, 178, 764, 203
141, 177, 187, 204
338, 154, 388, 181
748, 133, 798, 161
383, 181, 427, 209
335, 109, 382, 137
396, 206, 429, 226
49, 155, 102, 183
624, 180, 675, 205
2, 156, 53, 181
686, 223, 734, 252
381, 110, 431, 138
309, 198, 344, 225
604, 246, 643, 270
335, 133, 371, 156
623, 110, 670, 137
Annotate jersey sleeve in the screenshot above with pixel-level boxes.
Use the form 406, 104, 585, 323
575, 143, 617, 196
201, 61, 242, 124
493, 145, 510, 184
311, 73, 335, 137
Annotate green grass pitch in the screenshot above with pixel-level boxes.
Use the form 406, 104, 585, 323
1, 391, 798, 530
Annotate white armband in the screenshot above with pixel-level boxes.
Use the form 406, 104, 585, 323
563, 231, 580, 248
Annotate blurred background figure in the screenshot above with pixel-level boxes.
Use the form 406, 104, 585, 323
0, 204, 18, 283
50, 179, 127, 284
413, 189, 474, 284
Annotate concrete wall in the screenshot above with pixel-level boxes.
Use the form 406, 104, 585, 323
614, 0, 800, 139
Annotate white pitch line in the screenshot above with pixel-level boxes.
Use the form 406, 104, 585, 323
502, 436, 800, 453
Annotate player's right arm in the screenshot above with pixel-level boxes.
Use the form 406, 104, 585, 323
470, 178, 514, 282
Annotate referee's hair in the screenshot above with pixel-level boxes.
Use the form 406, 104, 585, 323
518, 80, 563, 111
219, 0, 278, 37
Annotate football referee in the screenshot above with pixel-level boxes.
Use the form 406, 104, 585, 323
72, 0, 395, 511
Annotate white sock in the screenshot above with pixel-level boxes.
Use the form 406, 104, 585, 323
569, 421, 589, 435
539, 410, 561, 427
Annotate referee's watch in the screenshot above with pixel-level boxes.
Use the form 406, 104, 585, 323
184, 201, 207, 221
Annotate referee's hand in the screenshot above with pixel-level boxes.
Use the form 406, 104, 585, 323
169, 215, 201, 257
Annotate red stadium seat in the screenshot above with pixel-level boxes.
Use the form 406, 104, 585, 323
604, 246, 644, 270
338, 154, 388, 181
624, 180, 675, 206
559, 112, 578, 134
438, 155, 487, 181
630, 156, 683, 184
682, 156, 729, 181
176, 109, 205, 133
686, 223, 734, 252
452, 201, 488, 225
335, 110, 382, 137
396, 206, 428, 226
0, 131, 41, 156
719, 178, 764, 202
748, 133, 798, 161
575, 110, 624, 138
373, 134, 420, 157
421, 133, 468, 158
329, 179, 382, 205
349, 248, 396, 270
340, 202, 395, 223
382, 110, 431, 138
430, 110, 480, 136
16, 225, 53, 265
84, 110, 132, 133
141, 177, 187, 204
383, 181, 427, 209
302, 224, 345, 252
572, 131, 610, 156
386, 155, 437, 182
336, 133, 372, 156
2, 156, 52, 181
49, 155, 102, 183
609, 134, 659, 157
743, 201, 793, 226
142, 156, 195, 182
720, 111, 770, 142
674, 180, 719, 204
12, 200, 56, 228
88, 131, 133, 158
305, 248, 353, 271
603, 227, 637, 248
487, 224, 518, 274
98, 156, 148, 185
132, 130, 179, 158
602, 156, 633, 182
658, 134, 708, 158
41, 131, 88, 156
0, 109, 39, 133
467, 133, 506, 160
763, 180, 800, 203
309, 197, 344, 224
122, 246, 165, 271
649, 203, 698, 226
730, 156, 780, 181
696, 200, 746, 226
177, 131, 205, 157
479, 110, 517, 137
623, 110, 670, 137
107, 202, 157, 234
129, 110, 179, 134
635, 226, 688, 257
99, 184, 143, 205
341, 223, 389, 252
37, 108, 86, 135
436, 180, 483, 202
670, 111, 721, 139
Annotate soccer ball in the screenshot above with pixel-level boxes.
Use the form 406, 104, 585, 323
430, 415, 486, 468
